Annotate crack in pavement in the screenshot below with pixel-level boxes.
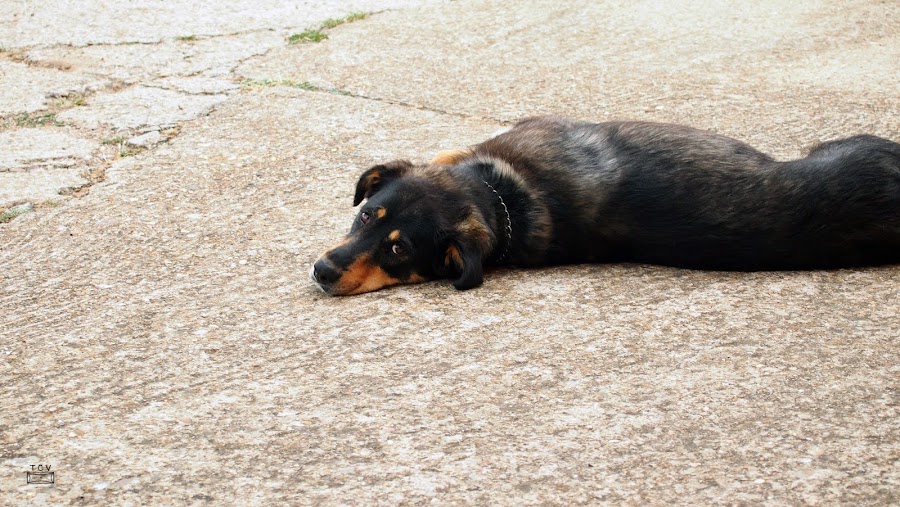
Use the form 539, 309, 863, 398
334, 89, 510, 126
5, 7, 398, 52
2, 31, 498, 217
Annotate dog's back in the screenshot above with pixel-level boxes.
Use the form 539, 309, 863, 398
477, 118, 900, 270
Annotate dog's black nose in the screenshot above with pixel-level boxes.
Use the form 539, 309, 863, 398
311, 259, 339, 287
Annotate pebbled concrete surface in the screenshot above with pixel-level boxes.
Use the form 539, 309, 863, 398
0, 61, 104, 115
56, 86, 228, 130
239, 0, 899, 152
1, 1, 899, 505
0, 0, 446, 48
24, 31, 287, 84
0, 129, 97, 170
0, 168, 88, 204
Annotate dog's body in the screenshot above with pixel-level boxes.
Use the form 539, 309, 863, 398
312, 116, 900, 295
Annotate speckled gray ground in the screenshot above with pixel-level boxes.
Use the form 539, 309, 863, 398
1, 1, 898, 505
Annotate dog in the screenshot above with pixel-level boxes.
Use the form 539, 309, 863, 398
310, 116, 900, 296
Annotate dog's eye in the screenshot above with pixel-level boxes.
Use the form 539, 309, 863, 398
360, 212, 370, 224
391, 243, 405, 255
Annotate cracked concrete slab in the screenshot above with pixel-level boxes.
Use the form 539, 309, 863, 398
0, 61, 104, 115
0, 0, 448, 47
24, 31, 286, 84
126, 131, 163, 148
1, 1, 450, 210
2, 0, 899, 504
147, 77, 241, 95
2, 88, 899, 505
0, 129, 99, 171
0, 167, 88, 205
238, 0, 899, 154
56, 86, 227, 130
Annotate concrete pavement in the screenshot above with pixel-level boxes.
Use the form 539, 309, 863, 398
2, 1, 898, 504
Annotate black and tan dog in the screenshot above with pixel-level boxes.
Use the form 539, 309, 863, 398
310, 116, 900, 296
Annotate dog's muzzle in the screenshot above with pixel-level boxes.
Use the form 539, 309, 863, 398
309, 259, 339, 294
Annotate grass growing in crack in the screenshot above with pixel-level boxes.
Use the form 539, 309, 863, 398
288, 30, 327, 44
241, 79, 318, 91
0, 207, 29, 223
101, 136, 127, 145
241, 79, 353, 96
103, 137, 141, 158
53, 95, 86, 108
10, 112, 64, 128
321, 12, 369, 29
241, 79, 355, 97
0, 91, 89, 129
288, 12, 370, 44
117, 148, 142, 158
176, 35, 198, 41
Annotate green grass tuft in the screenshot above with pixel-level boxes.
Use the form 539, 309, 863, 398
288, 30, 327, 44
240, 79, 355, 98
12, 112, 63, 128
101, 136, 127, 145
241, 79, 318, 90
176, 35, 198, 41
1, 207, 29, 223
53, 95, 86, 109
118, 148, 141, 158
288, 12, 370, 45
321, 12, 369, 29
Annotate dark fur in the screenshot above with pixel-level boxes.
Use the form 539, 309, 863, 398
312, 116, 900, 295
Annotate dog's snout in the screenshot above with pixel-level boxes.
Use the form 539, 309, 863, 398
312, 259, 339, 286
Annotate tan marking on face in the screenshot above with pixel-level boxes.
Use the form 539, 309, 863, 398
323, 235, 352, 256
376, 207, 387, 219
430, 148, 474, 165
332, 253, 401, 296
388, 229, 401, 241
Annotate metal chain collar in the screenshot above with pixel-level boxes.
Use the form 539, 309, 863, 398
482, 180, 512, 262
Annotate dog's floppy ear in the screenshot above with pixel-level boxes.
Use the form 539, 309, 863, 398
442, 240, 484, 290
434, 207, 495, 290
353, 159, 413, 206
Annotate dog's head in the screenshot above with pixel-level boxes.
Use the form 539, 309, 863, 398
310, 160, 495, 295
